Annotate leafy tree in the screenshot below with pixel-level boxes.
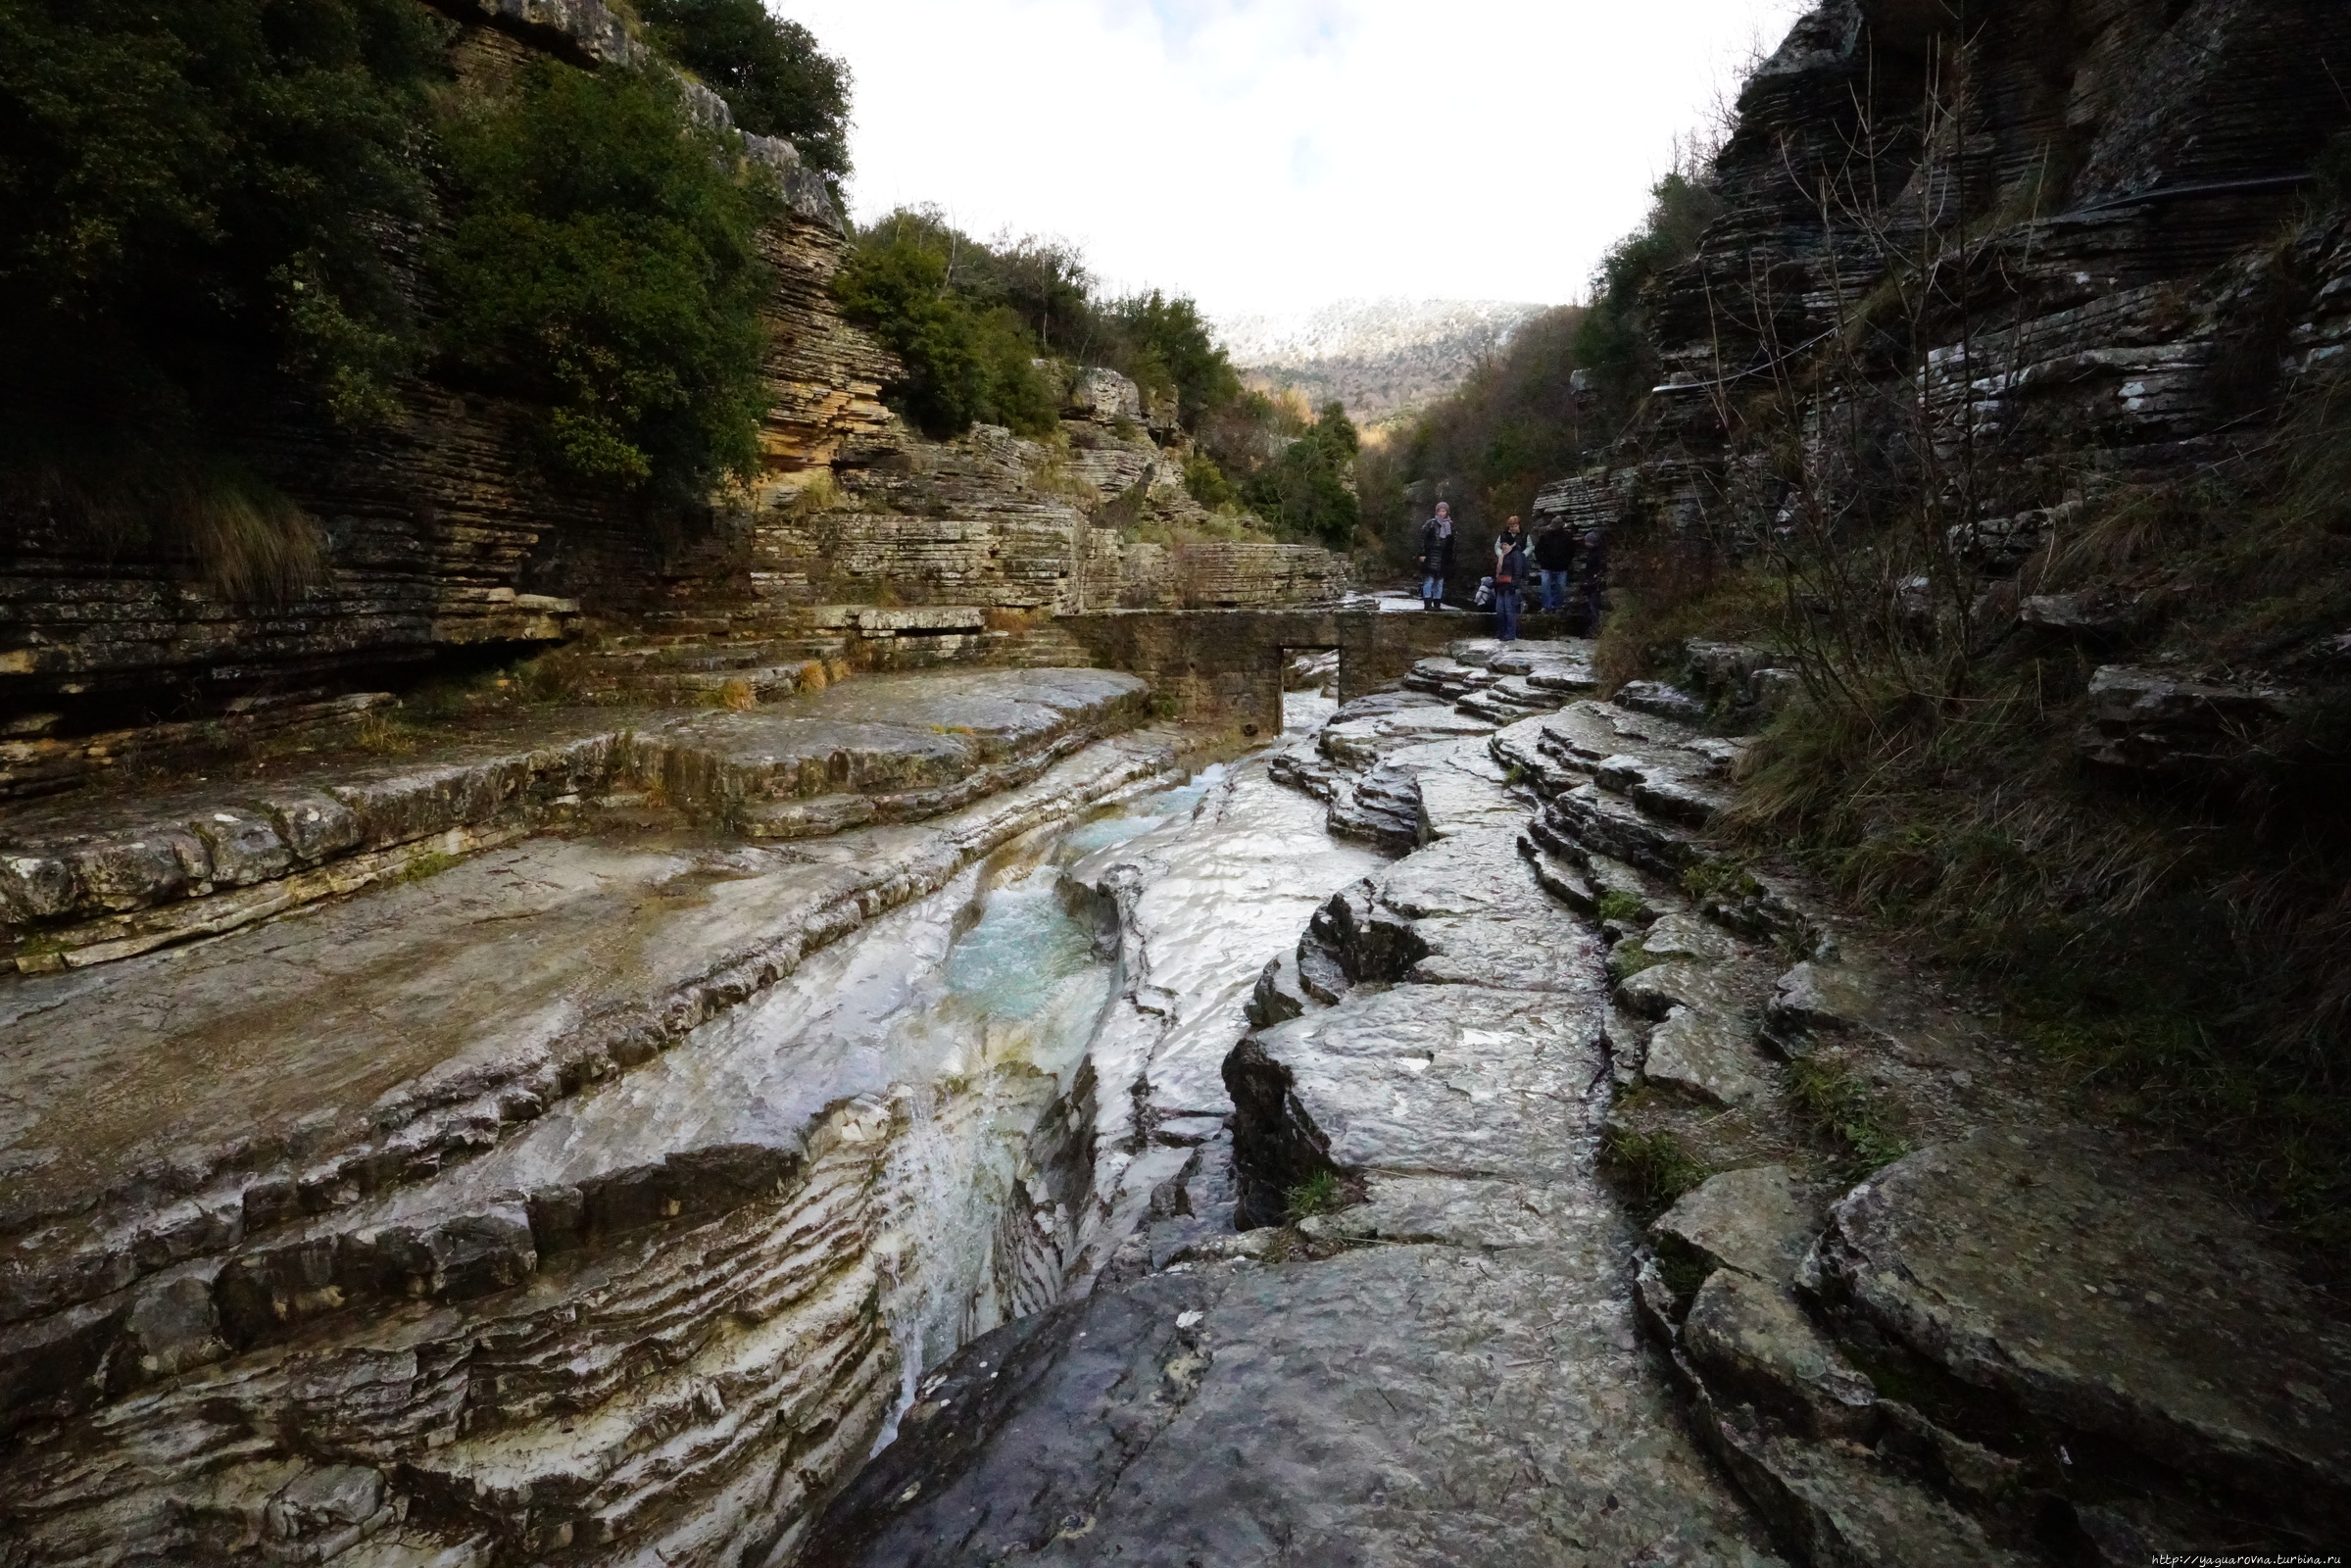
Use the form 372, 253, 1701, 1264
1110, 290, 1243, 425
993, 235, 1093, 357
433, 59, 781, 503
831, 218, 1057, 438
832, 208, 1254, 456
0, 0, 445, 493
633, 0, 852, 201
1245, 401, 1359, 547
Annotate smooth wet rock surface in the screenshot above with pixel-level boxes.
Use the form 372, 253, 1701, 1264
0, 713, 1183, 1568
816, 663, 1787, 1566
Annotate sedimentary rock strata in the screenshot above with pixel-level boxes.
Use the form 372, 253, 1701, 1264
0, 665, 1178, 1567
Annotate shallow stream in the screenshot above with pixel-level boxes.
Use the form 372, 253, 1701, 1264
721, 699, 1384, 1448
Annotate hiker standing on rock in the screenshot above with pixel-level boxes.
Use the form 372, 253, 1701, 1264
1418, 502, 1455, 612
1493, 515, 1526, 642
1535, 519, 1574, 614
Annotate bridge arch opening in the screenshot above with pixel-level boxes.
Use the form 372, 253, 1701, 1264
1279, 646, 1343, 737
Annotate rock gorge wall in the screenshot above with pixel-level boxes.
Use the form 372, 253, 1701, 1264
1543, 0, 2351, 587
0, 0, 1347, 788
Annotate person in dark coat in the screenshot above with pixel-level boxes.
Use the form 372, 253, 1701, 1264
1534, 521, 1574, 613
1417, 502, 1456, 611
1493, 516, 1527, 641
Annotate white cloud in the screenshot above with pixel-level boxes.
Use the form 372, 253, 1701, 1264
783, 0, 1807, 317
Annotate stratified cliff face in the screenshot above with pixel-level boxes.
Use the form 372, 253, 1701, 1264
0, 0, 847, 724
1593, 0, 2351, 539
0, 0, 1347, 795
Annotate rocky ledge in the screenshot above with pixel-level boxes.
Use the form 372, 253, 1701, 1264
0, 666, 1171, 1568
1, 668, 1147, 974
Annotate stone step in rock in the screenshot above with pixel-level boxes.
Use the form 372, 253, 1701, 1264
1518, 830, 1598, 912
1615, 680, 1711, 723
1401, 653, 1497, 701
1, 669, 1150, 973
1454, 676, 1569, 723
1318, 697, 1493, 769
1592, 751, 1733, 828
1265, 742, 1347, 802
1651, 1165, 1823, 1287
1642, 1004, 1777, 1107
1546, 782, 1703, 877
1324, 762, 1424, 851
0, 721, 653, 974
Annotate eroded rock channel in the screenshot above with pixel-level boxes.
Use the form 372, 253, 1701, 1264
6, 650, 2347, 1567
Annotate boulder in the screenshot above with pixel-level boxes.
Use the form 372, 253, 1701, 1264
1684, 1269, 1879, 1440
2077, 664, 2290, 774
1652, 1165, 1820, 1287
1812, 1127, 2351, 1534
1615, 681, 1710, 723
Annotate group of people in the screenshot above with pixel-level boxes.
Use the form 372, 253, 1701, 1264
1415, 502, 1604, 641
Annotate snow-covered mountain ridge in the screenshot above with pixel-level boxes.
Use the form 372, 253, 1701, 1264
1213, 297, 1554, 422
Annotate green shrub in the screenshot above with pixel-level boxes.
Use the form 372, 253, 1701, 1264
1787, 1054, 1911, 1179
831, 217, 1058, 440
433, 59, 779, 502
1244, 401, 1360, 548
1284, 1168, 1344, 1219
1594, 889, 1647, 925
1682, 856, 1761, 906
833, 207, 1255, 453
1608, 939, 1664, 978
1107, 290, 1242, 424
633, 0, 851, 198
1182, 452, 1237, 509
1600, 1122, 1710, 1217
1, 0, 444, 514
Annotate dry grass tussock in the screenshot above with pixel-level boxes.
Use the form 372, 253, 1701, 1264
1695, 380, 2351, 1244
21, 461, 322, 603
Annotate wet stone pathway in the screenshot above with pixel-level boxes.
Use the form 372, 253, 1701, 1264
808, 637, 2351, 1568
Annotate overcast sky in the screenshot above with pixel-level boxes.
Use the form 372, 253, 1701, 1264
786, 0, 1806, 320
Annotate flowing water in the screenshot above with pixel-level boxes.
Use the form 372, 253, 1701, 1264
453, 717, 1387, 1455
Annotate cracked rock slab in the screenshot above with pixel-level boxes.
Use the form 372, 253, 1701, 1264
1229, 984, 1603, 1198
1684, 1269, 1878, 1440
1701, 1411, 2032, 1568
1813, 1127, 2351, 1534
1642, 1005, 1775, 1107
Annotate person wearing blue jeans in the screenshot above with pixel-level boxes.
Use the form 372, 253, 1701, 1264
1534, 521, 1574, 613
1417, 503, 1455, 610
1493, 519, 1527, 641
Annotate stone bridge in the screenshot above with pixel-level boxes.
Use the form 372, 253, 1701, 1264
1055, 608, 1579, 735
